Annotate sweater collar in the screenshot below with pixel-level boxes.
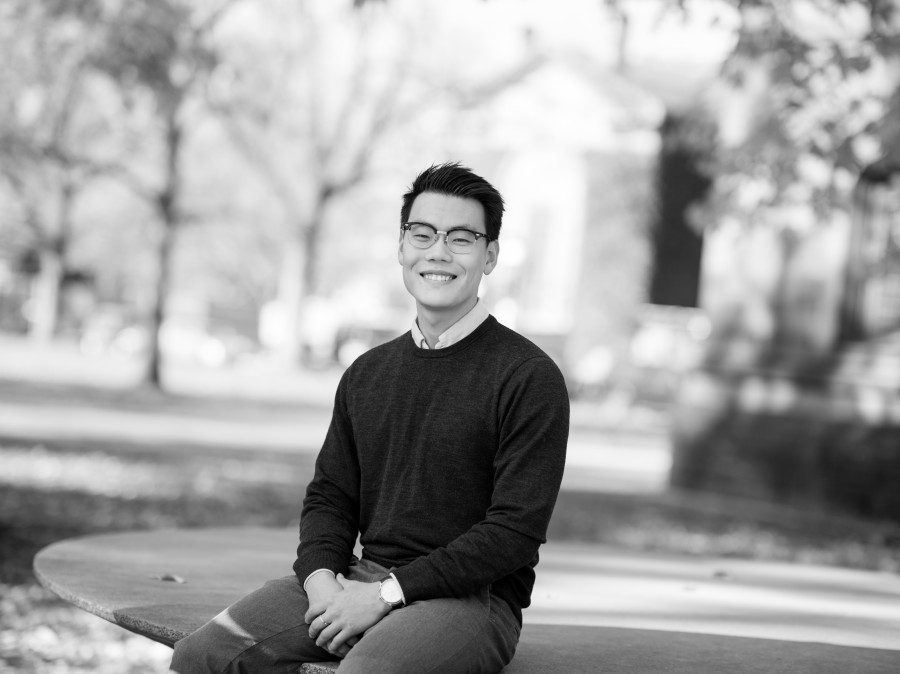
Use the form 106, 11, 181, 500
410, 300, 489, 350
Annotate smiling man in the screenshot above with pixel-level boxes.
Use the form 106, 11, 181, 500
399, 188, 498, 346
170, 163, 570, 674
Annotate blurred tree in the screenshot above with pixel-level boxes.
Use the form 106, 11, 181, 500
88, 0, 229, 387
210, 0, 544, 365
208, 0, 409, 364
691, 0, 900, 238
655, 0, 900, 519
0, 0, 111, 341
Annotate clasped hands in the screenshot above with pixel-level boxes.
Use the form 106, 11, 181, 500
305, 573, 391, 658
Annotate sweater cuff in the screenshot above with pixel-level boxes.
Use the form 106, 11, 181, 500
293, 549, 349, 584
389, 572, 408, 606
391, 565, 431, 604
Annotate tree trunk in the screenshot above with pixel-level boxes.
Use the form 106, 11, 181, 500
27, 247, 63, 343
146, 220, 175, 388
272, 194, 327, 367
27, 181, 74, 343
272, 236, 305, 365
145, 105, 182, 389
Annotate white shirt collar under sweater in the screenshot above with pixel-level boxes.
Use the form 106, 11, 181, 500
411, 300, 489, 349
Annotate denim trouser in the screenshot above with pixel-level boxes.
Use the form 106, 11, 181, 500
169, 558, 521, 674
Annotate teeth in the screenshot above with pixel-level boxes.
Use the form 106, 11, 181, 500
423, 274, 454, 282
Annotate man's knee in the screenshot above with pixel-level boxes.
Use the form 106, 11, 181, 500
170, 625, 223, 674
169, 612, 253, 674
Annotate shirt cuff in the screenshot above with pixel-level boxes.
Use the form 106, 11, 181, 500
303, 568, 336, 591
390, 572, 407, 606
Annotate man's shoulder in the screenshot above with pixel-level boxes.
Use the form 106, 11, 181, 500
483, 317, 555, 361
346, 331, 409, 370
478, 318, 567, 383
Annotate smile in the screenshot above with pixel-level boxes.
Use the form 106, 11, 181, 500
421, 273, 456, 282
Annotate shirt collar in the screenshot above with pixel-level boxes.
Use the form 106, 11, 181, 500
411, 300, 489, 349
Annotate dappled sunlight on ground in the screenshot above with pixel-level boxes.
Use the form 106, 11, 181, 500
1, 583, 171, 673
1, 445, 188, 499
0, 444, 305, 498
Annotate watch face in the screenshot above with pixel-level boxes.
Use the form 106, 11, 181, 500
381, 579, 403, 604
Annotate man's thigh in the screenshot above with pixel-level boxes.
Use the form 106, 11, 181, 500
337, 590, 520, 674
170, 575, 332, 674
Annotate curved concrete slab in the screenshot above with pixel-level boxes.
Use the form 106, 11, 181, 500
34, 527, 900, 672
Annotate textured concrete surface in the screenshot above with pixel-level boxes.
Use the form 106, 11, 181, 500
34, 527, 900, 673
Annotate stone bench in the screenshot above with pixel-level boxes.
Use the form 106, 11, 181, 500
33, 527, 900, 673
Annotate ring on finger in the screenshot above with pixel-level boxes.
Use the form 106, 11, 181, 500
318, 616, 330, 627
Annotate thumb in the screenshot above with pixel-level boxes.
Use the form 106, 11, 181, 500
336, 573, 349, 587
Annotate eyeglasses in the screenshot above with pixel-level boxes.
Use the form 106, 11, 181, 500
401, 222, 491, 254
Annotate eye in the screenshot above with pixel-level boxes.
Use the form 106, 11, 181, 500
449, 231, 476, 246
408, 224, 436, 242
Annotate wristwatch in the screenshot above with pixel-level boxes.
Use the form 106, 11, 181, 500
379, 576, 404, 609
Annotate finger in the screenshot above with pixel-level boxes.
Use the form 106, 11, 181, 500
304, 603, 324, 624
326, 627, 357, 654
307, 614, 327, 640
336, 573, 348, 588
315, 623, 338, 649
334, 636, 356, 657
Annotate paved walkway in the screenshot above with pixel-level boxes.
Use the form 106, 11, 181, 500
531, 542, 900, 651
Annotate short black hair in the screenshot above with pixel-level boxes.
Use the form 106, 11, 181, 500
400, 162, 504, 241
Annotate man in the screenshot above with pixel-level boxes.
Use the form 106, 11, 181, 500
170, 162, 569, 674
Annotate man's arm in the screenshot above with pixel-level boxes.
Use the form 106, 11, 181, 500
294, 373, 398, 656
294, 374, 361, 584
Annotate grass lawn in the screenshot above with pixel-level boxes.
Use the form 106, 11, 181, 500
1, 337, 899, 673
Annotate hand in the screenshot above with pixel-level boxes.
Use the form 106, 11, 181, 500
305, 573, 391, 657
307, 613, 360, 659
305, 572, 348, 656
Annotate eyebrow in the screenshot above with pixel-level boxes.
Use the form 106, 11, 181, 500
406, 221, 484, 233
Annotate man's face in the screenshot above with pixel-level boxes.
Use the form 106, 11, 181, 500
398, 191, 499, 325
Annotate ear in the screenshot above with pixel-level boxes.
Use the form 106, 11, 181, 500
483, 240, 499, 276
398, 238, 404, 265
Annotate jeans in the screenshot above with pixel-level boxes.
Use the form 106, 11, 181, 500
169, 558, 521, 674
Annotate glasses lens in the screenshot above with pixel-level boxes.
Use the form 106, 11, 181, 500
406, 223, 436, 248
447, 229, 478, 253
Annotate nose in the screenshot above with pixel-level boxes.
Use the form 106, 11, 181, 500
425, 234, 453, 260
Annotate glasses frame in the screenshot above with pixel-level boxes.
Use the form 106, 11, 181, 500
401, 222, 492, 254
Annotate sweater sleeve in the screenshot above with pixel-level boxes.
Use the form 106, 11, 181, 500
392, 355, 569, 602
293, 374, 361, 582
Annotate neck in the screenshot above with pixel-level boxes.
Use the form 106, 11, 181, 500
416, 299, 478, 348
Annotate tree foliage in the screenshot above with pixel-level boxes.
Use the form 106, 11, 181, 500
690, 0, 900, 232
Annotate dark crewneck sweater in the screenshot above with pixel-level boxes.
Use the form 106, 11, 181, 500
294, 316, 569, 623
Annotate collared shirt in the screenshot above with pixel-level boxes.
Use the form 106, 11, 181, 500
410, 300, 489, 349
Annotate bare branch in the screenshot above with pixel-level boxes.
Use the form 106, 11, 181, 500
210, 97, 304, 219
449, 53, 548, 110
